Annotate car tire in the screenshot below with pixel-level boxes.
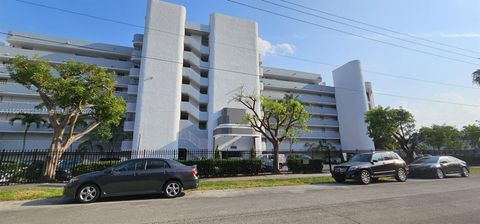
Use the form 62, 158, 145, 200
163, 180, 183, 198
334, 177, 346, 183
395, 168, 407, 182
358, 170, 371, 185
435, 168, 445, 179
76, 184, 100, 203
461, 167, 469, 177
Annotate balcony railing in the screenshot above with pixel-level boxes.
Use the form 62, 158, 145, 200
123, 121, 134, 132
129, 67, 140, 78
126, 103, 136, 113
0, 102, 46, 114
127, 85, 138, 95
0, 83, 38, 96
132, 34, 143, 48
131, 50, 141, 63
121, 140, 133, 150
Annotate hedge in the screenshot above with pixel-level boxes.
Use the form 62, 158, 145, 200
71, 159, 262, 177
180, 159, 262, 177
287, 159, 324, 173
0, 161, 43, 183
72, 161, 121, 176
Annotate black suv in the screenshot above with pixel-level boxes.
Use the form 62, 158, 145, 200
332, 151, 408, 185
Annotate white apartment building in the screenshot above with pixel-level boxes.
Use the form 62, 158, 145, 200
0, 0, 374, 154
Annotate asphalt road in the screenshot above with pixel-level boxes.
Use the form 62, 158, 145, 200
1, 175, 480, 224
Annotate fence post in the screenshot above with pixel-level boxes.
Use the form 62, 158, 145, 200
0, 149, 4, 164
327, 148, 332, 174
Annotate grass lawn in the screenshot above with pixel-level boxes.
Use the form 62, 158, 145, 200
196, 176, 335, 191
0, 188, 63, 201
470, 167, 480, 174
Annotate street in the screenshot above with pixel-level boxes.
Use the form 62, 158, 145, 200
1, 175, 480, 224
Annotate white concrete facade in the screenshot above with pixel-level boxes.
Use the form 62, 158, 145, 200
0, 0, 374, 153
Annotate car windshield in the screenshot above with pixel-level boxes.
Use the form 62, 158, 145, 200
412, 156, 439, 164
349, 154, 372, 162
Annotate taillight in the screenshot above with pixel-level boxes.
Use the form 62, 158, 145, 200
191, 168, 197, 176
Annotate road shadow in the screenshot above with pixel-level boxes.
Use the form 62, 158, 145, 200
21, 192, 186, 207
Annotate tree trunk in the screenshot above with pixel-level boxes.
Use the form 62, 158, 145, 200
42, 138, 64, 181
404, 150, 414, 164
22, 126, 29, 152
272, 141, 280, 174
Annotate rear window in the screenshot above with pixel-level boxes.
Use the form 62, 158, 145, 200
167, 159, 188, 167
146, 160, 169, 169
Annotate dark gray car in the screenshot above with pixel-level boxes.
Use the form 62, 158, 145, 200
64, 158, 199, 203
408, 156, 469, 179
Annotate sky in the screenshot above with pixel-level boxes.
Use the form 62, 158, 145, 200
1, 0, 479, 128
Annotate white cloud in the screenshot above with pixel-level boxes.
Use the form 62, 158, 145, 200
258, 37, 296, 57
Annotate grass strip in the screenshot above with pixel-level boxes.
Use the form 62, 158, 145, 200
196, 176, 335, 191
0, 188, 63, 201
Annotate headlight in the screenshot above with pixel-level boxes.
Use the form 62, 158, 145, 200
68, 176, 79, 184
348, 166, 359, 171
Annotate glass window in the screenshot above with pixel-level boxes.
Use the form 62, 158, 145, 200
114, 160, 145, 172
383, 153, 394, 160
350, 154, 372, 162
146, 160, 169, 169
412, 156, 439, 164
371, 153, 384, 161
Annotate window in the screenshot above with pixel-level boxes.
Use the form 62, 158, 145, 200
200, 70, 208, 78
199, 121, 207, 130
146, 160, 169, 169
201, 55, 209, 62
114, 160, 145, 172
201, 35, 209, 46
184, 45, 192, 52
371, 153, 384, 162
181, 94, 189, 102
180, 112, 189, 120
199, 104, 207, 112
0, 78, 7, 84
183, 61, 191, 68
182, 77, 190, 85
383, 153, 394, 161
200, 87, 208, 94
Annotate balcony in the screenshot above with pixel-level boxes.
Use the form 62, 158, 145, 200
0, 65, 9, 78
0, 121, 52, 133
133, 34, 143, 48
121, 140, 133, 150
114, 91, 128, 100
297, 131, 341, 139
0, 102, 46, 114
304, 106, 337, 116
123, 121, 134, 132
183, 51, 209, 69
126, 103, 136, 113
0, 46, 132, 72
0, 83, 38, 96
131, 49, 142, 63
263, 90, 336, 106
129, 67, 140, 78
184, 35, 209, 55
127, 85, 138, 95
307, 119, 339, 127
183, 67, 208, 87
180, 102, 208, 121
262, 78, 335, 94
181, 84, 208, 103
115, 76, 130, 86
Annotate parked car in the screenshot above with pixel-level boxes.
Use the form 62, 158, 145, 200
287, 154, 312, 160
259, 154, 287, 170
332, 151, 408, 185
64, 158, 198, 203
408, 156, 469, 179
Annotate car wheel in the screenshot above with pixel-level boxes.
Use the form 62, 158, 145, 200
334, 177, 346, 183
77, 184, 100, 203
163, 180, 182, 198
358, 170, 371, 185
461, 167, 469, 177
435, 168, 445, 179
395, 168, 407, 182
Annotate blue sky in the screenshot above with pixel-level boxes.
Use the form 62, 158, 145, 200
1, 0, 479, 128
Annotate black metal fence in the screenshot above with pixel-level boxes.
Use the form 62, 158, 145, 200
0, 149, 340, 185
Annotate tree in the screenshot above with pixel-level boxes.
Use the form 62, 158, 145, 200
462, 123, 480, 149
9, 113, 47, 152
365, 107, 418, 162
419, 125, 463, 150
364, 106, 398, 150
8, 56, 126, 181
234, 93, 309, 174
472, 69, 480, 85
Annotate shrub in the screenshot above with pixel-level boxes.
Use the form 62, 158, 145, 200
287, 159, 324, 173
72, 161, 120, 176
180, 159, 262, 177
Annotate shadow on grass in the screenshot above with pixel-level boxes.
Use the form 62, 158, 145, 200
21, 192, 185, 207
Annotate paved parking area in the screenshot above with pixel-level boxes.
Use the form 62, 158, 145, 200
0, 175, 479, 224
